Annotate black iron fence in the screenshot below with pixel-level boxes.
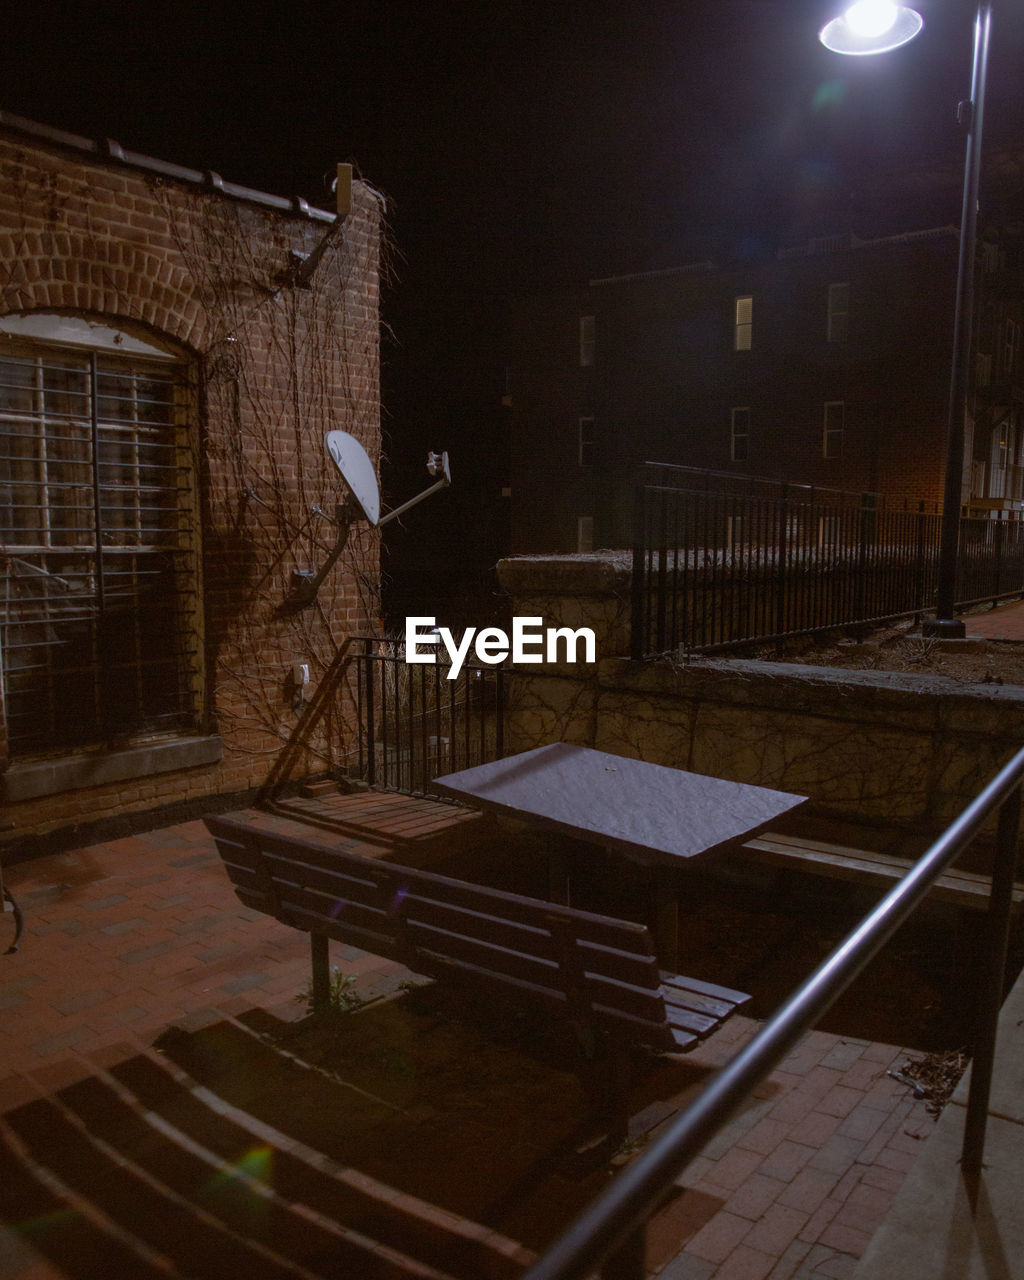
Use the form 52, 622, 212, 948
632, 467, 1024, 657
353, 637, 505, 794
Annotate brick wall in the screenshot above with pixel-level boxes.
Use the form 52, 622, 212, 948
0, 122, 384, 844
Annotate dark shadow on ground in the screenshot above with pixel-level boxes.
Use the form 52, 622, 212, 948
0, 985, 731, 1278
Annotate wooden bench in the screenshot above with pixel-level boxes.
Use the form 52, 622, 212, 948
205, 814, 749, 1129
740, 830, 1024, 913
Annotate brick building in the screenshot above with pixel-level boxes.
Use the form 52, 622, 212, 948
0, 113, 384, 851
508, 223, 1024, 553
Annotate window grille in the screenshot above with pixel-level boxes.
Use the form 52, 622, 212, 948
0, 340, 202, 756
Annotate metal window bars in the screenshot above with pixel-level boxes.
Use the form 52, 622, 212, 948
0, 345, 201, 754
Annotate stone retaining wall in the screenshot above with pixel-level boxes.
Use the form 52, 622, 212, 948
497, 555, 1024, 831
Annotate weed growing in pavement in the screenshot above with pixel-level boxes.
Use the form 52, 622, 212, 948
297, 967, 364, 1018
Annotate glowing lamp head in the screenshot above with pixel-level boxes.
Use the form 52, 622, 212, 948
846, 1, 897, 37
819, 2, 923, 54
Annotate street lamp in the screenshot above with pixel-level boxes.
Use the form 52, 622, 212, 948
820, 1, 923, 53
821, 0, 993, 638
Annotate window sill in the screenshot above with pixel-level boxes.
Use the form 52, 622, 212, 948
1, 735, 223, 804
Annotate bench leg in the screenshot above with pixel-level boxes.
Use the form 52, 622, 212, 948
579, 1037, 631, 1151
310, 933, 330, 1013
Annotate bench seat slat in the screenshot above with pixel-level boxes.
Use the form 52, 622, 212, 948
668, 1026, 699, 1051
664, 1003, 719, 1037
660, 985, 737, 1021
743, 832, 1024, 911
660, 973, 751, 1007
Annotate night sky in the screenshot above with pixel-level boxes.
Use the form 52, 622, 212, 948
4, 1, 1023, 592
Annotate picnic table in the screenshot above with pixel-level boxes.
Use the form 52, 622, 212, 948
433, 743, 807, 966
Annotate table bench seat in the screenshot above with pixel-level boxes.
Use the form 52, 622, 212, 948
741, 830, 1024, 912
205, 814, 750, 1059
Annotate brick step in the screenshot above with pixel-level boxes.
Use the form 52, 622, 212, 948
1, 1073, 317, 1279
1, 1027, 532, 1280
149, 1009, 533, 1277
115, 1030, 532, 1280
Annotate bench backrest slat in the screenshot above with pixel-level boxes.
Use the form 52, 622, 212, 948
217, 819, 655, 952
259, 875, 669, 1027
206, 814, 671, 1044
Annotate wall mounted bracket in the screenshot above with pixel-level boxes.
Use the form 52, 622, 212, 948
286, 164, 352, 289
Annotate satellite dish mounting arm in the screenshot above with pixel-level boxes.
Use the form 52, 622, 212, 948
288, 440, 451, 607
378, 452, 452, 527
289, 503, 356, 606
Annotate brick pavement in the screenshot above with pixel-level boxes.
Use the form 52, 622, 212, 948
0, 794, 937, 1279
962, 598, 1024, 641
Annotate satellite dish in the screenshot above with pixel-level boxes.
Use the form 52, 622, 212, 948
291, 429, 452, 608
325, 430, 380, 526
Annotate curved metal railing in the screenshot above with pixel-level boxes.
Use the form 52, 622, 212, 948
523, 744, 1024, 1280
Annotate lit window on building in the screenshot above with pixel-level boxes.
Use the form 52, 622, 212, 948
734, 295, 752, 351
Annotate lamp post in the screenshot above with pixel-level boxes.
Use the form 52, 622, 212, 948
821, 0, 993, 638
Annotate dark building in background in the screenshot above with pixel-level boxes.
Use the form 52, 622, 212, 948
508, 222, 1024, 553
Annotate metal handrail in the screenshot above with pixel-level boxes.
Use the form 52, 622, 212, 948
523, 744, 1024, 1280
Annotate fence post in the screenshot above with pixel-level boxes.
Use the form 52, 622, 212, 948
915, 501, 927, 623
993, 512, 1004, 601
777, 484, 789, 635
961, 780, 1021, 1173
363, 637, 376, 787
630, 487, 646, 661
856, 492, 875, 621
654, 488, 669, 652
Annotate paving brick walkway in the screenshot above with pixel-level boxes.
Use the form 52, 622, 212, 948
0, 794, 937, 1279
963, 598, 1024, 641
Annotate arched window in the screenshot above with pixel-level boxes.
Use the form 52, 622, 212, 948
1, 315, 202, 756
